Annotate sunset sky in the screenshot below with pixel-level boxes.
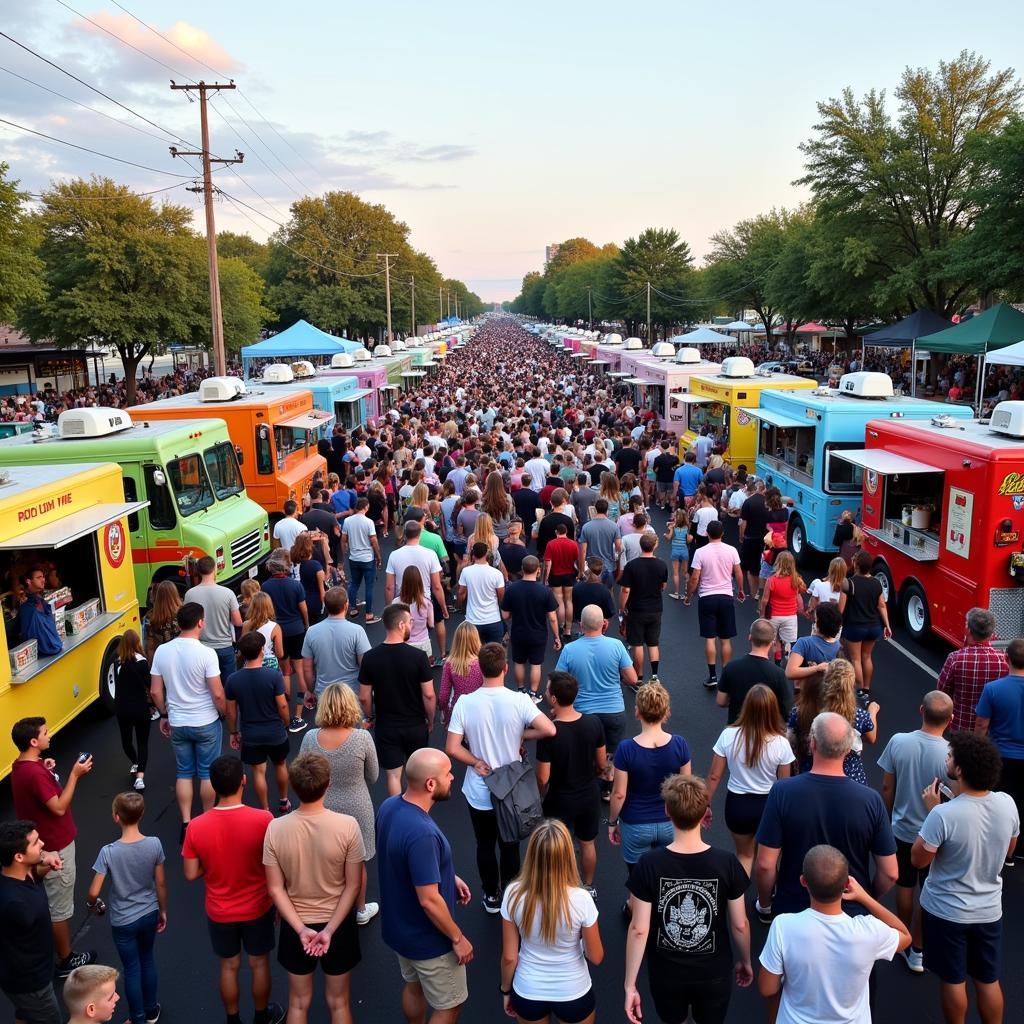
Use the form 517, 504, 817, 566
3, 1, 1021, 300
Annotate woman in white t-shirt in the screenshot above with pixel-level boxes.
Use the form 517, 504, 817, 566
805, 556, 847, 618
706, 684, 794, 876
500, 819, 603, 1024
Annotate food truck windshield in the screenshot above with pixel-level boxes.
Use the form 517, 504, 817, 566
689, 400, 728, 437
166, 441, 245, 516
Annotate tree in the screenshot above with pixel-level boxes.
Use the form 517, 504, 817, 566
212, 256, 274, 353
798, 51, 1023, 315
545, 237, 600, 275
608, 228, 695, 338
217, 230, 270, 278
0, 162, 43, 324
19, 176, 203, 406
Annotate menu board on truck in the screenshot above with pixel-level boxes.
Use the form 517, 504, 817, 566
945, 487, 973, 558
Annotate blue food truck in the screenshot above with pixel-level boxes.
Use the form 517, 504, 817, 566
751, 372, 973, 562
246, 362, 373, 435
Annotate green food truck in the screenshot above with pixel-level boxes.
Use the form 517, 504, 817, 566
0, 408, 270, 604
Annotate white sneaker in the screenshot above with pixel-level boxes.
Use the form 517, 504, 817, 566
900, 948, 924, 973
133, 777, 146, 791
356, 902, 379, 926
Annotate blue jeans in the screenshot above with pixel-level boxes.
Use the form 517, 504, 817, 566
475, 620, 505, 645
620, 820, 674, 866
348, 559, 376, 614
111, 909, 159, 1024
170, 720, 222, 780
214, 646, 236, 684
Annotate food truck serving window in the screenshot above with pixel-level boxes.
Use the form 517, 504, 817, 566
760, 423, 815, 481
168, 454, 214, 517
273, 426, 311, 469
203, 442, 244, 500
824, 443, 864, 494
690, 401, 727, 434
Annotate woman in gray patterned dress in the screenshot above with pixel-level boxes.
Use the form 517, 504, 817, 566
299, 683, 381, 924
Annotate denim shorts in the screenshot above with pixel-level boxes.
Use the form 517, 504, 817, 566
620, 819, 674, 866
170, 720, 223, 780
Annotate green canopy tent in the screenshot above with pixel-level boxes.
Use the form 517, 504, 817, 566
917, 304, 1024, 412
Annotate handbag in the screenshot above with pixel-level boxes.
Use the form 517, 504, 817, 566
484, 756, 544, 843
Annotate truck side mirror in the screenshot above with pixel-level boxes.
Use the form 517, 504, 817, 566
234, 444, 244, 466
152, 470, 166, 487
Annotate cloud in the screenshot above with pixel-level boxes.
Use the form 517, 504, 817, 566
404, 143, 476, 163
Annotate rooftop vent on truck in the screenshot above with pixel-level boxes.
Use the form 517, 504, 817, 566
58, 407, 133, 439
623, 337, 644, 351
838, 372, 894, 399
989, 401, 1024, 438
331, 353, 355, 369
720, 356, 756, 378
261, 364, 295, 384
675, 347, 702, 365
290, 360, 316, 379
199, 377, 247, 403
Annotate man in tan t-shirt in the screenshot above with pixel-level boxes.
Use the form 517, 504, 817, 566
264, 753, 365, 1022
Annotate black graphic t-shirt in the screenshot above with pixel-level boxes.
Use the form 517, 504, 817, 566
627, 845, 748, 982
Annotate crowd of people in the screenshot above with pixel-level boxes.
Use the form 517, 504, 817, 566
1, 316, 1021, 1024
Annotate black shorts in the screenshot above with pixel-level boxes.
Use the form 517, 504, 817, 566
375, 723, 429, 771
510, 987, 594, 1024
740, 538, 763, 575
207, 906, 276, 959
510, 638, 547, 666
724, 791, 768, 836
548, 573, 576, 588
3, 983, 61, 1024
895, 838, 930, 889
240, 739, 290, 766
922, 909, 1001, 985
281, 633, 306, 662
543, 791, 601, 842
650, 971, 732, 1024
698, 595, 737, 639
432, 592, 445, 621
277, 912, 360, 977
626, 612, 662, 647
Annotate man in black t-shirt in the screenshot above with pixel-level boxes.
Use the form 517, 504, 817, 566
301, 490, 342, 568
534, 488, 575, 559
716, 618, 792, 723
572, 558, 617, 630
512, 479, 542, 535
626, 775, 752, 1024
652, 440, 679, 510
501, 556, 559, 700
536, 672, 606, 894
358, 604, 435, 797
614, 438, 641, 479
618, 533, 668, 684
738, 483, 769, 595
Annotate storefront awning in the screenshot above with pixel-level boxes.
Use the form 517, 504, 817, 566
335, 389, 372, 403
378, 383, 399, 390
607, 371, 632, 378
625, 377, 657, 386
670, 393, 713, 405
588, 359, 609, 365
401, 370, 427, 378
0, 501, 149, 550
280, 412, 334, 431
747, 408, 810, 430
830, 450, 941, 475
571, 352, 590, 358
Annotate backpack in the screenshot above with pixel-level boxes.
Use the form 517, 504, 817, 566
484, 757, 544, 843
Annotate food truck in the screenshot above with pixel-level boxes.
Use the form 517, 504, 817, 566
323, 348, 412, 421
833, 401, 1024, 643
619, 346, 722, 435
1, 462, 143, 773
127, 379, 328, 523
591, 333, 625, 373
751, 372, 974, 562
247, 362, 339, 438
0, 410, 270, 603
673, 357, 818, 466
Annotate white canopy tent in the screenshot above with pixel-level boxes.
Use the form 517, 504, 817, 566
672, 326, 732, 345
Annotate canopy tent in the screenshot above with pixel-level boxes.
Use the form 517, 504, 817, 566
985, 339, 1024, 367
723, 320, 755, 332
861, 309, 952, 349
241, 321, 361, 376
671, 326, 732, 345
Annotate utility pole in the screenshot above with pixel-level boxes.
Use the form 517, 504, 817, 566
409, 275, 416, 338
446, 290, 451, 318
646, 281, 652, 344
586, 286, 593, 330
454, 292, 459, 320
438, 285, 443, 325
376, 253, 398, 344
169, 80, 243, 377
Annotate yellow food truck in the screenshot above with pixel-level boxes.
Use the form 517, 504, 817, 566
0, 462, 143, 778
672, 357, 818, 466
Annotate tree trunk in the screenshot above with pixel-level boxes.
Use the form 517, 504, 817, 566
117, 343, 149, 407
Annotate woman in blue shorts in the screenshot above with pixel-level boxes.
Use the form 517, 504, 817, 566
663, 508, 690, 599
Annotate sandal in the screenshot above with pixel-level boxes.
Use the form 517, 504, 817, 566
364, 614, 380, 624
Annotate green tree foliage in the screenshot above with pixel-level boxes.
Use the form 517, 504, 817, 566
217, 230, 271, 278
608, 228, 695, 338
215, 256, 275, 353
0, 163, 43, 324
798, 51, 1022, 316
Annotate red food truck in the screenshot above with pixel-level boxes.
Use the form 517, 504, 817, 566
833, 402, 1024, 645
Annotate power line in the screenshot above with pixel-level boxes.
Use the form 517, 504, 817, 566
24, 182, 184, 201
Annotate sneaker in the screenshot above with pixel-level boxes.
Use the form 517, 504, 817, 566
265, 1001, 286, 1024
516, 685, 528, 695
900, 948, 924, 973
754, 899, 773, 925
528, 690, 543, 705
149, 707, 161, 721
704, 678, 718, 690
133, 777, 146, 791
277, 799, 292, 815
129, 763, 138, 775
288, 716, 308, 734
356, 902, 380, 926
583, 884, 598, 900
56, 950, 97, 977
1004, 858, 1016, 868
145, 1005, 162, 1023
649, 674, 660, 686
482, 893, 502, 915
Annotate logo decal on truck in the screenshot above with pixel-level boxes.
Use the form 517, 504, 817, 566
104, 521, 126, 569
997, 472, 1024, 496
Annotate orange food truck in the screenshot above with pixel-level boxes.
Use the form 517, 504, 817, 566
833, 401, 1024, 644
128, 377, 329, 523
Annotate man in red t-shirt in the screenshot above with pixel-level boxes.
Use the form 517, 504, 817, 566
183, 755, 284, 1024
10, 716, 96, 975
544, 523, 582, 640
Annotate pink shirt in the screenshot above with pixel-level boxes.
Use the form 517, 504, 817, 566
692, 541, 741, 597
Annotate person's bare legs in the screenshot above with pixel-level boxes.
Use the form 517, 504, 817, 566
286, 972, 313, 1024
720, 638, 733, 666
861, 638, 877, 690
280, 657, 298, 719
401, 981, 427, 1024
435, 617, 447, 659
731, 832, 756, 878
52, 918, 71, 959
973, 980, 1004, 1024
292, 659, 308, 710
249, 953, 272, 1013
895, 886, 922, 949
529, 662, 542, 695
200, 778, 215, 812
385, 767, 404, 797
845, 640, 865, 688
579, 839, 597, 886
219, 955, 242, 1014
324, 971, 353, 1024
649, 645, 660, 676
513, 661, 526, 690
938, 981, 968, 1024
252, 763, 269, 811
630, 645, 645, 678
357, 863, 369, 914
175, 777, 195, 823
275, 759, 290, 805
704, 638, 718, 671
747, 571, 761, 601
561, 587, 574, 636
552, 588, 566, 633
671, 560, 681, 596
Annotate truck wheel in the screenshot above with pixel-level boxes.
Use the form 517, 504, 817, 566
98, 638, 120, 714
901, 582, 931, 641
873, 561, 895, 613
787, 516, 808, 566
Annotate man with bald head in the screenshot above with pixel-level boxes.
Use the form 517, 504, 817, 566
755, 712, 897, 923
375, 749, 473, 1024
878, 690, 954, 972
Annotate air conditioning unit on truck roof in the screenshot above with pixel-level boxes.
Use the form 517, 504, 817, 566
58, 408, 132, 438
262, 364, 294, 384
989, 401, 1024, 438
331, 353, 354, 368
720, 357, 755, 378
838, 371, 894, 398
675, 347, 702, 364
199, 376, 247, 402
623, 337, 644, 350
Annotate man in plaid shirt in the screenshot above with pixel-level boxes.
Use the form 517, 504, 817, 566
937, 608, 1007, 733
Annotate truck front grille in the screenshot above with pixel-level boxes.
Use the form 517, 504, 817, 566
230, 529, 262, 568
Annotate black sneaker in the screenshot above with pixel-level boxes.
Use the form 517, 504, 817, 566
755, 899, 773, 925
482, 893, 502, 915
145, 1005, 162, 1024
56, 950, 97, 977
704, 677, 718, 690
263, 1002, 286, 1024
288, 716, 308, 734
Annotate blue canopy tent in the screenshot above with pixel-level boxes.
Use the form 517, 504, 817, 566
241, 320, 361, 377
671, 326, 732, 345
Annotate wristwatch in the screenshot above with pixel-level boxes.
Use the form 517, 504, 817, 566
499, 985, 511, 996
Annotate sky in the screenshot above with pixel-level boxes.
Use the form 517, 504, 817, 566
2, 1, 1022, 302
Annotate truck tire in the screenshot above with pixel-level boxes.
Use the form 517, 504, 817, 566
98, 637, 120, 714
901, 582, 931, 641
787, 515, 809, 566
873, 560, 896, 614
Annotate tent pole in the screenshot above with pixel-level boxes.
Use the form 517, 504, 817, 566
910, 339, 916, 397
976, 353, 986, 416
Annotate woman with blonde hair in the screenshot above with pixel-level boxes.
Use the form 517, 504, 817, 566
787, 659, 879, 783
759, 550, 807, 662
481, 470, 515, 540
500, 819, 603, 1024
299, 683, 380, 925
114, 629, 152, 790
598, 471, 622, 521
240, 592, 284, 669
238, 577, 261, 621
806, 555, 847, 618
394, 564, 435, 660
142, 580, 181, 662
439, 621, 483, 727
706, 684, 794, 874
462, 511, 508, 579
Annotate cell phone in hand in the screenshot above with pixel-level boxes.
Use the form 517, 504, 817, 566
938, 782, 954, 802
77, 752, 91, 764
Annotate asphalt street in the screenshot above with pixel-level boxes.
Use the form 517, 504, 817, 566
2, 515, 1020, 1024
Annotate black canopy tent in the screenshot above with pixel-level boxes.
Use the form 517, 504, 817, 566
861, 309, 953, 395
